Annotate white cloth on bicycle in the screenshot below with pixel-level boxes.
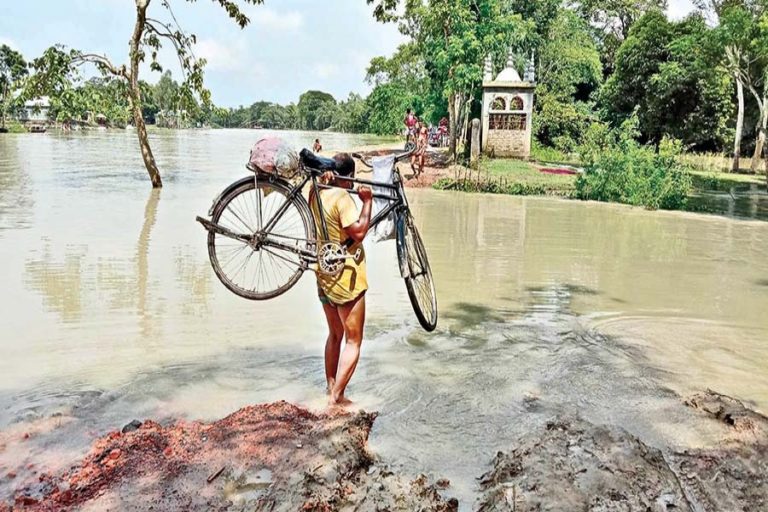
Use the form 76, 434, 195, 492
369, 154, 397, 243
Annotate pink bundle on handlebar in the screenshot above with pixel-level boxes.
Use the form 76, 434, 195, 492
249, 137, 300, 179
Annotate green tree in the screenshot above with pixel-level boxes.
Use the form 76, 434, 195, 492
29, 0, 263, 188
337, 93, 369, 133
365, 81, 420, 135
390, 0, 527, 159
153, 70, 180, 113
751, 9, 768, 177
297, 90, 336, 130
578, 0, 668, 74
708, 3, 768, 171
601, 11, 733, 150
534, 9, 603, 151
0, 45, 28, 130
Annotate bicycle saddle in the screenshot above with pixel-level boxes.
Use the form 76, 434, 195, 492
300, 148, 337, 171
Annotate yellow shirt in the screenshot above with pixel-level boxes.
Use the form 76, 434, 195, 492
310, 187, 367, 304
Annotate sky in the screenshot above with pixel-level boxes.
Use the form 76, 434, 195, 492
1, 0, 698, 108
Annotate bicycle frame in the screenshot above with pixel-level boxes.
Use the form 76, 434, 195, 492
250, 160, 408, 267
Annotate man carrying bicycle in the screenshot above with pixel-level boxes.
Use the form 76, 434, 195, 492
310, 154, 373, 406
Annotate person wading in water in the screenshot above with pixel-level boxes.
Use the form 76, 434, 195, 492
310, 154, 373, 406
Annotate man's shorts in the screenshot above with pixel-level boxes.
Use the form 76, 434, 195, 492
318, 287, 366, 307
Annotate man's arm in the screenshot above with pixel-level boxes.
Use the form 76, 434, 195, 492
343, 186, 373, 243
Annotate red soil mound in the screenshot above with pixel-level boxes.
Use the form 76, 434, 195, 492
3, 401, 455, 512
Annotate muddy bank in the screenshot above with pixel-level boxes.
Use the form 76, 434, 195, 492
2, 402, 455, 511
3, 391, 767, 511
477, 390, 768, 511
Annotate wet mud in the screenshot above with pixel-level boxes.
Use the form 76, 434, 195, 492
2, 402, 455, 511
2, 391, 766, 511
477, 390, 767, 511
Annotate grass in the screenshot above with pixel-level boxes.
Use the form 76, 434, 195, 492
434, 158, 577, 197
679, 152, 765, 175
530, 142, 580, 166
679, 153, 766, 192
688, 168, 766, 192
484, 159, 577, 194
1, 120, 27, 133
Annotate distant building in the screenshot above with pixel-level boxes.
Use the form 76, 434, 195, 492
481, 52, 535, 158
19, 97, 51, 123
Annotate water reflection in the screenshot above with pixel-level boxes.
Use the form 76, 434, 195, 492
137, 190, 160, 339
25, 244, 89, 322
0, 136, 34, 231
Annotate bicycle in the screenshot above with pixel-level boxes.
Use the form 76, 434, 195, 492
195, 148, 438, 332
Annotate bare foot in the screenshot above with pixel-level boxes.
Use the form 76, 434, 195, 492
329, 393, 353, 408
326, 378, 336, 395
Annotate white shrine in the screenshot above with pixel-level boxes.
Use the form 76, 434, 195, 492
481, 52, 536, 158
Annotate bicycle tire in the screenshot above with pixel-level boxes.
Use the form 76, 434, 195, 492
404, 141, 417, 153
208, 177, 315, 300
397, 214, 438, 331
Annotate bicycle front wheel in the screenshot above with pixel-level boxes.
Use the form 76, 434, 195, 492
208, 177, 314, 300
397, 214, 438, 331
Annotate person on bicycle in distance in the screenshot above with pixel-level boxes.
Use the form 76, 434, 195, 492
404, 108, 417, 144
310, 153, 373, 406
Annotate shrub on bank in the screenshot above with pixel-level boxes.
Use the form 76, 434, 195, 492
2, 120, 26, 133
575, 121, 692, 210
531, 140, 579, 165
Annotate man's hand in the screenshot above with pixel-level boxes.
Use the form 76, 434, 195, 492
343, 185, 374, 243
358, 185, 373, 203
319, 171, 335, 185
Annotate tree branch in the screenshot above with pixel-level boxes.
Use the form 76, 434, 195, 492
144, 19, 193, 80
71, 53, 127, 79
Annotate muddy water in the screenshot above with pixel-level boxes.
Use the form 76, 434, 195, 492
1, 130, 767, 507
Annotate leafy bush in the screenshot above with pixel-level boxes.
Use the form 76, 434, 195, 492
531, 140, 579, 165
575, 120, 692, 210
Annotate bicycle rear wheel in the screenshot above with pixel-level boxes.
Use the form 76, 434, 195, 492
208, 177, 314, 300
397, 214, 438, 331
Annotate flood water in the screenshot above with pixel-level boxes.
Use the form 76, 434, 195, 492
1, 129, 767, 507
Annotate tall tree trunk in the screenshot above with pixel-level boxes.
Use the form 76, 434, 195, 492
732, 76, 744, 174
750, 100, 767, 174
130, 93, 162, 188
130, 0, 162, 188
448, 93, 468, 163
460, 99, 470, 149
448, 93, 458, 162
1, 81, 7, 129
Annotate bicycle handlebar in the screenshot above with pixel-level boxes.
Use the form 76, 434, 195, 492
351, 149, 414, 169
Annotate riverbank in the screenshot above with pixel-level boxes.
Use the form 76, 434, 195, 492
355, 146, 767, 221
2, 390, 766, 510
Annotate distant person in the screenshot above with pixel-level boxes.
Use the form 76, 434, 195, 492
404, 109, 417, 143
438, 118, 449, 147
309, 154, 373, 406
411, 122, 428, 177
313, 138, 322, 153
